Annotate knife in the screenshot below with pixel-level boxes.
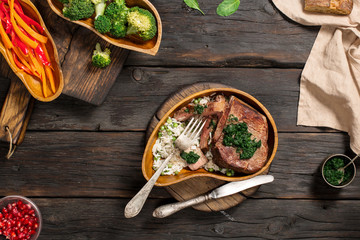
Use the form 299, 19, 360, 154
152, 175, 274, 218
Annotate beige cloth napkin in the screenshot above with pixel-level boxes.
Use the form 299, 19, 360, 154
272, 0, 360, 154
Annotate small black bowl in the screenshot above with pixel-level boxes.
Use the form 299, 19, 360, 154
321, 154, 356, 188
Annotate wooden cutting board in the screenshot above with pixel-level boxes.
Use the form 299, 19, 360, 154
146, 82, 270, 212
0, 0, 129, 151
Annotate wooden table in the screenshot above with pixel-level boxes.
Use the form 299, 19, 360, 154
0, 0, 359, 239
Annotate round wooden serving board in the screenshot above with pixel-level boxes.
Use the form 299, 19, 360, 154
146, 82, 270, 212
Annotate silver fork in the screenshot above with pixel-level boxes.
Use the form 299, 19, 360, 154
124, 117, 206, 218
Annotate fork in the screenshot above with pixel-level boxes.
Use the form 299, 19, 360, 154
124, 117, 206, 218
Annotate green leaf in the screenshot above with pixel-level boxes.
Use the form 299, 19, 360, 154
217, 0, 240, 17
184, 0, 205, 15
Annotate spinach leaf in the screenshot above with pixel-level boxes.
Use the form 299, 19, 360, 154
184, 0, 205, 15
217, 0, 240, 17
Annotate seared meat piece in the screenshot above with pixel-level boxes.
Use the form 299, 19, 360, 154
200, 118, 212, 152
200, 118, 217, 152
186, 146, 209, 171
173, 106, 194, 121
202, 95, 227, 117
212, 96, 268, 174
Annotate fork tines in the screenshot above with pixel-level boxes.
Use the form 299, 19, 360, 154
184, 117, 206, 139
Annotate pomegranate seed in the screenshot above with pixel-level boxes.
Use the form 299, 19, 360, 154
0, 200, 38, 240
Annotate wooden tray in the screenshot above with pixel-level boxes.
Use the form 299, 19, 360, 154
146, 82, 270, 212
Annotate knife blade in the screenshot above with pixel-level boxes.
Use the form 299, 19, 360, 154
153, 175, 274, 218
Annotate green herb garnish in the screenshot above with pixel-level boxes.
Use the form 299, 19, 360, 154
323, 157, 353, 186
227, 114, 239, 122
183, 0, 205, 15
217, 0, 240, 17
194, 104, 207, 114
184, 108, 190, 113
180, 151, 200, 164
210, 119, 217, 128
222, 121, 261, 159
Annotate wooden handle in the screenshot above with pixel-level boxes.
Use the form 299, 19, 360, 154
0, 78, 33, 149
124, 153, 174, 218
152, 193, 212, 218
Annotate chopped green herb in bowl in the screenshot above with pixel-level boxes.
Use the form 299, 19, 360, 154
321, 154, 356, 188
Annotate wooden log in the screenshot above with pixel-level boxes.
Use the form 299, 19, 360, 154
0, 131, 357, 199
32, 198, 360, 239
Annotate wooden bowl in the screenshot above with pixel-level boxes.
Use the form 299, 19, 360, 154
0, 0, 64, 102
142, 88, 278, 187
47, 0, 162, 56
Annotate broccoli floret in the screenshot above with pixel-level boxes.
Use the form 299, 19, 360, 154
63, 0, 95, 21
94, 15, 111, 33
110, 21, 126, 38
91, 0, 107, 19
126, 7, 157, 41
92, 43, 111, 68
104, 0, 128, 22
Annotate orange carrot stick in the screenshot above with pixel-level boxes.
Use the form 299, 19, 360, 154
0, 19, 13, 49
14, 11, 47, 43
45, 65, 55, 93
9, 0, 37, 49
13, 47, 30, 69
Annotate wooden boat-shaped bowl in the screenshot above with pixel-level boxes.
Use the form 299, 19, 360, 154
0, 0, 63, 102
142, 88, 278, 187
47, 0, 162, 56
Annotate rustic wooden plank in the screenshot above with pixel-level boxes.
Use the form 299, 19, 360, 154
26, 67, 327, 132
125, 0, 320, 67
0, 78, 32, 144
31, 198, 360, 239
0, 131, 357, 199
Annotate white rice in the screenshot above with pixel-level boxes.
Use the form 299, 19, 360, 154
152, 117, 188, 175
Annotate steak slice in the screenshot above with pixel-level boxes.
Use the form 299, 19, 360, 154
202, 95, 227, 117
186, 147, 209, 171
173, 106, 194, 122
212, 96, 268, 174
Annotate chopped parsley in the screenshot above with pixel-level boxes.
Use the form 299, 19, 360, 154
222, 121, 261, 159
227, 114, 239, 122
194, 104, 207, 114
184, 108, 190, 113
323, 157, 353, 186
210, 119, 217, 128
180, 151, 200, 164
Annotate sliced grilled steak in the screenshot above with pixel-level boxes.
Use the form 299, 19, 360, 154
186, 147, 209, 171
212, 96, 268, 174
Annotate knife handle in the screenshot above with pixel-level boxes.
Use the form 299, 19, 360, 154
153, 193, 212, 218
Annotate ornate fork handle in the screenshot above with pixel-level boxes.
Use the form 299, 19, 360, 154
124, 153, 174, 218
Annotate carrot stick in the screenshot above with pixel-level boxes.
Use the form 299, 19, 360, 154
9, 0, 37, 49
45, 65, 55, 93
28, 50, 42, 77
0, 18, 13, 48
14, 11, 47, 43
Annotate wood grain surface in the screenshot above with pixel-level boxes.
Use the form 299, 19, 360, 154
0, 0, 358, 239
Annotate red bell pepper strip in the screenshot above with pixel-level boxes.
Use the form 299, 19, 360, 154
12, 49, 32, 75
13, 0, 23, 14
10, 29, 28, 55
0, 3, 12, 34
34, 44, 50, 66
